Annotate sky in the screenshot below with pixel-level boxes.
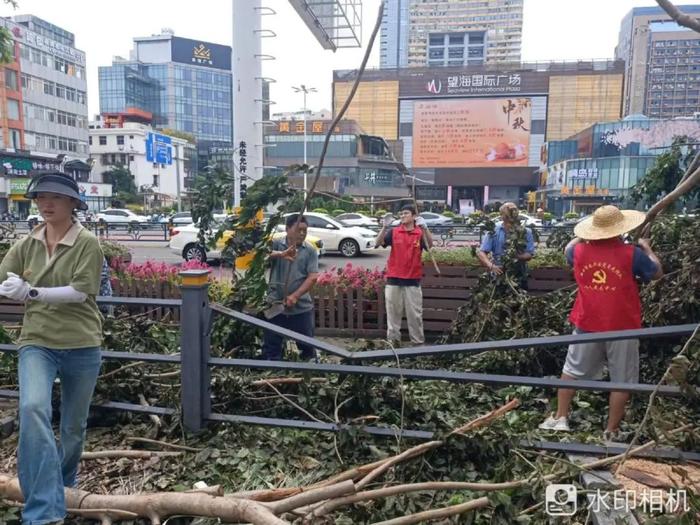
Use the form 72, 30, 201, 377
2, 0, 665, 118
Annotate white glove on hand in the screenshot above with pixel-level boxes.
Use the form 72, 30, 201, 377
0, 272, 30, 301
383, 213, 394, 227
415, 216, 427, 228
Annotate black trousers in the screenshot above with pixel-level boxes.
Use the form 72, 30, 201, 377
261, 309, 316, 360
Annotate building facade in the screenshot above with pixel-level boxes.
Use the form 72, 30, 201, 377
616, 5, 700, 118
536, 115, 700, 215
334, 60, 624, 210
380, 0, 523, 69
89, 121, 188, 207
0, 15, 89, 156
98, 32, 233, 148
263, 119, 409, 202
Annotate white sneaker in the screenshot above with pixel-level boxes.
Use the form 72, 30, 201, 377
538, 414, 571, 432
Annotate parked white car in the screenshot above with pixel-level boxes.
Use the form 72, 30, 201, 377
334, 213, 378, 228
28, 211, 86, 228
169, 211, 193, 225
391, 212, 454, 227
96, 208, 149, 224
281, 212, 377, 258
169, 222, 326, 262
517, 213, 543, 228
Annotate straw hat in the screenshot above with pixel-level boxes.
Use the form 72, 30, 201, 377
574, 205, 646, 240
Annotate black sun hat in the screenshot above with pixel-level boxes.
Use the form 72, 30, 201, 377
24, 172, 88, 211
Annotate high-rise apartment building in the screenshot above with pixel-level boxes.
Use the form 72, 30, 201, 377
616, 5, 700, 118
99, 31, 233, 148
380, 0, 523, 69
0, 15, 89, 156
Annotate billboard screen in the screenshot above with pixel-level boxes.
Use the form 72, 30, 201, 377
412, 98, 532, 168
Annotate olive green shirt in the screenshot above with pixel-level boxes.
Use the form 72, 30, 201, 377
0, 222, 104, 349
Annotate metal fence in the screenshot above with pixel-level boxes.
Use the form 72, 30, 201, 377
0, 269, 697, 460
0, 220, 172, 242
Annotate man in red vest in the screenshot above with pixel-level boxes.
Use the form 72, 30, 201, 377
376, 205, 433, 346
539, 205, 662, 440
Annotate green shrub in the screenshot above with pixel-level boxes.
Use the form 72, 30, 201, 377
100, 240, 131, 264
564, 212, 579, 220
312, 208, 329, 215
356, 209, 370, 215
442, 210, 457, 218
375, 209, 389, 217
332, 209, 346, 217
543, 212, 554, 222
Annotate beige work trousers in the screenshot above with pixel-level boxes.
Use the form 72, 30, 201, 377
385, 284, 424, 345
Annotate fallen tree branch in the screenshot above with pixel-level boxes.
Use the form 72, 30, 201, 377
355, 398, 520, 491
370, 496, 490, 525
656, 0, 700, 32
81, 450, 182, 460
0, 474, 288, 525
98, 361, 144, 380
139, 393, 162, 429
614, 325, 700, 476
251, 377, 327, 387
125, 437, 203, 452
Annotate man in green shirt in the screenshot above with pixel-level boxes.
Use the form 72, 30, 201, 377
0, 172, 103, 525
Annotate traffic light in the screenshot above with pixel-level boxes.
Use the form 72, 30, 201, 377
240, 182, 248, 201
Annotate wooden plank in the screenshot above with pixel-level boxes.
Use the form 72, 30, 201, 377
422, 288, 472, 299
317, 289, 326, 329
346, 288, 354, 331
421, 309, 458, 321
423, 298, 467, 309
328, 290, 336, 330
316, 328, 385, 338
423, 265, 466, 277
378, 291, 386, 331
529, 280, 576, 292
531, 268, 573, 280
357, 289, 364, 330
337, 290, 345, 330
422, 276, 476, 288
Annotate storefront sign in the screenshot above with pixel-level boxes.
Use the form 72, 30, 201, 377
568, 168, 599, 180
78, 183, 112, 198
1, 156, 60, 177
9, 178, 30, 195
0, 19, 86, 65
399, 69, 548, 98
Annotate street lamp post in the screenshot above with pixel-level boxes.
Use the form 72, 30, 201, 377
292, 84, 317, 199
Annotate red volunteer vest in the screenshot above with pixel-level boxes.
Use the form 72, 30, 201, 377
569, 239, 642, 332
386, 225, 424, 280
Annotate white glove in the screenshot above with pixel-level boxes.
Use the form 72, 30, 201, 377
0, 272, 30, 301
383, 213, 394, 227
415, 216, 427, 228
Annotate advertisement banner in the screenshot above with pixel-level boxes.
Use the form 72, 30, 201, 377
412, 98, 532, 168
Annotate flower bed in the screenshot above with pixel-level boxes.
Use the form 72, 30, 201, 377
315, 263, 385, 299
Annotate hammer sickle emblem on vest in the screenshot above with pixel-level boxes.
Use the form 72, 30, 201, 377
592, 269, 607, 285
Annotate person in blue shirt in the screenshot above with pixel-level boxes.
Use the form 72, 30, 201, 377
477, 202, 536, 288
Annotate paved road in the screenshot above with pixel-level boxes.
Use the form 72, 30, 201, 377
124, 242, 390, 275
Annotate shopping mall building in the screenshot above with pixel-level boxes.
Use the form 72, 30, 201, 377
333, 60, 624, 212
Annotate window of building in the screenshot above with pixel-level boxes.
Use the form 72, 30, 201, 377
99, 136, 107, 146
116, 135, 124, 145
4, 69, 17, 91
129, 155, 134, 161
43, 80, 54, 96
9, 129, 21, 149
427, 32, 485, 67
89, 136, 92, 146
7, 99, 20, 120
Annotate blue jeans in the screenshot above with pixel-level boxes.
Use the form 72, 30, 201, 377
18, 345, 102, 525
261, 310, 317, 360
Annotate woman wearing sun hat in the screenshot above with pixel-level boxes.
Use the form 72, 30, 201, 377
0, 172, 104, 525
539, 205, 663, 440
